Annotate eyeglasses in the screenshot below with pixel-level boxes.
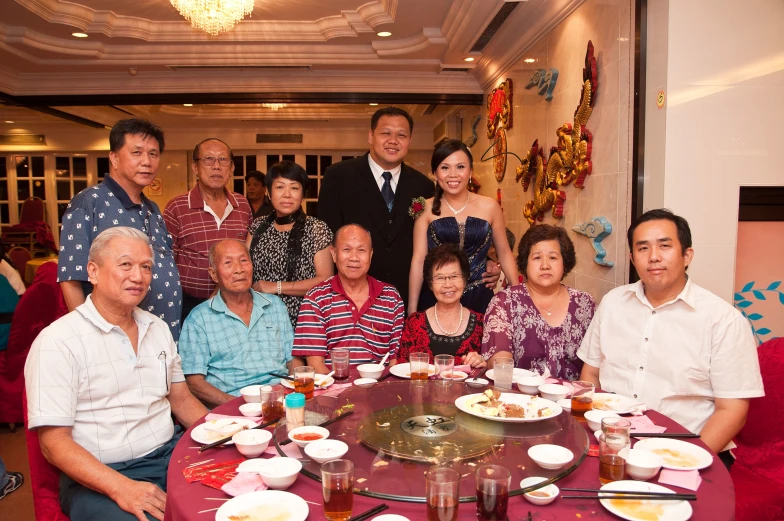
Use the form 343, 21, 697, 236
431, 274, 463, 285
196, 156, 233, 167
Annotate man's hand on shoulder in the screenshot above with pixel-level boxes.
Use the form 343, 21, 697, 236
482, 260, 501, 288
111, 476, 167, 521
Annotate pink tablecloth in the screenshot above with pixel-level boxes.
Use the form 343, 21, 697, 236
165, 373, 735, 521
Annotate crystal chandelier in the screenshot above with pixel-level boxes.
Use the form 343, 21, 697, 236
170, 0, 254, 36
262, 103, 287, 111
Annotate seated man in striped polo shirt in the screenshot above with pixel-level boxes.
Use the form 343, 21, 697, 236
292, 224, 404, 373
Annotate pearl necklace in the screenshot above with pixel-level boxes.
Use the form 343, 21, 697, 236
433, 304, 464, 336
444, 192, 470, 215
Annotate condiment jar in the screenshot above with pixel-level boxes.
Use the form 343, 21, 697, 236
285, 392, 306, 431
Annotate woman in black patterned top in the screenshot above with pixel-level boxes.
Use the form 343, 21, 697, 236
247, 161, 334, 326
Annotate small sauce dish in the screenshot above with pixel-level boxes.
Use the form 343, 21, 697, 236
520, 476, 560, 506
465, 377, 489, 388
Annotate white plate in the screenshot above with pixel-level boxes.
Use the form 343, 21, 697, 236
485, 368, 535, 381
190, 419, 258, 445
389, 362, 436, 379
592, 393, 640, 414
215, 490, 309, 521
599, 480, 692, 521
280, 374, 335, 390
633, 438, 713, 471
454, 393, 562, 423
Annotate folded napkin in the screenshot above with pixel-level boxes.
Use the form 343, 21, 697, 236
627, 415, 667, 434
264, 442, 304, 459
316, 383, 353, 398
205, 413, 263, 425
221, 471, 268, 496
658, 469, 702, 491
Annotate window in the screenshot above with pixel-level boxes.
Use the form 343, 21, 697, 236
15, 156, 46, 218
232, 155, 257, 196
55, 156, 89, 228
0, 158, 8, 225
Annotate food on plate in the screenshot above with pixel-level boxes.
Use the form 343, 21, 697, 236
203, 419, 249, 440
466, 390, 555, 419
607, 498, 665, 520
650, 448, 700, 468
227, 503, 291, 521
292, 432, 324, 442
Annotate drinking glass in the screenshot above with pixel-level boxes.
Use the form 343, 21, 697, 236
331, 349, 351, 382
293, 365, 315, 400
426, 467, 460, 521
492, 359, 514, 390
434, 354, 455, 380
599, 433, 630, 484
601, 417, 632, 438
570, 380, 595, 418
410, 352, 430, 380
475, 465, 510, 521
322, 459, 354, 521
260, 384, 284, 422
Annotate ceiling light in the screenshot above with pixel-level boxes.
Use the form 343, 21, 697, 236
464, 57, 475, 62
183, 104, 193, 107
377, 31, 392, 37
170, 0, 254, 36
524, 58, 536, 63
369, 103, 378, 106
262, 103, 287, 111
5, 120, 14, 124
72, 32, 88, 38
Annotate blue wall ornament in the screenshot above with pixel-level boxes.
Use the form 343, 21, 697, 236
572, 216, 614, 267
524, 68, 559, 101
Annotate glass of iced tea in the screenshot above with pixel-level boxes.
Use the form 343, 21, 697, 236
426, 467, 460, 521
434, 354, 455, 380
410, 352, 430, 380
475, 465, 510, 521
599, 433, 629, 484
260, 384, 285, 422
293, 366, 315, 400
321, 459, 354, 521
331, 348, 351, 381
570, 380, 595, 418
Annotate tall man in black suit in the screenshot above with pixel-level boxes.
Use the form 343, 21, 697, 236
318, 107, 434, 303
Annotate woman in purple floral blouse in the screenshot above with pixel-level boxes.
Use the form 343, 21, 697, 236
481, 225, 596, 380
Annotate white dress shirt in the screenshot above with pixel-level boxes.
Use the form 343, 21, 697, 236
368, 155, 401, 193
25, 296, 185, 464
577, 278, 764, 439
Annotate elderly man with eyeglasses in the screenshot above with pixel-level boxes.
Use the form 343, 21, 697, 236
163, 139, 253, 321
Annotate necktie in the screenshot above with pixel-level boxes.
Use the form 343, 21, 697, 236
381, 171, 394, 212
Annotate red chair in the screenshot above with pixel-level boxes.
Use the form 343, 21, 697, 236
732, 337, 784, 521
1, 196, 55, 256
6, 246, 31, 281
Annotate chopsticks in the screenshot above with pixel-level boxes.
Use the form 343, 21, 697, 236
378, 372, 393, 382
632, 432, 700, 438
561, 488, 696, 501
269, 372, 296, 382
198, 418, 279, 453
348, 503, 388, 521
279, 411, 354, 446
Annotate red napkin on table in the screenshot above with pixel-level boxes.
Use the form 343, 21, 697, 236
658, 469, 702, 491
182, 459, 245, 483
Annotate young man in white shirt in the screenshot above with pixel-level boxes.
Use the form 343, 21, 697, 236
577, 209, 764, 470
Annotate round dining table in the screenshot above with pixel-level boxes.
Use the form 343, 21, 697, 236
165, 368, 735, 521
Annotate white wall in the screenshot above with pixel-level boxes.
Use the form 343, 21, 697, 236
644, 0, 784, 302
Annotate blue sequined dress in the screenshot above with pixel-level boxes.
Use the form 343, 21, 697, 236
418, 216, 494, 313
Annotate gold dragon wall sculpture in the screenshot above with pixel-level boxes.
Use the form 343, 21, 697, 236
518, 41, 599, 224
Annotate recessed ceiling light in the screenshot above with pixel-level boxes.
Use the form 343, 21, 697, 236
524, 58, 536, 63
4, 120, 14, 124
369, 103, 378, 106
464, 57, 475, 62
377, 31, 392, 37
183, 104, 193, 107
72, 32, 88, 38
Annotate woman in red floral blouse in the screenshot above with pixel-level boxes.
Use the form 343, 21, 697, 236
398, 244, 486, 368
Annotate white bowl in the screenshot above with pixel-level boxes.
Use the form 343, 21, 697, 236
354, 378, 377, 386
357, 363, 384, 379
520, 476, 560, 506
584, 409, 621, 432
239, 384, 262, 403
231, 429, 272, 458
441, 370, 468, 382
238, 403, 263, 417
287, 425, 330, 447
594, 429, 603, 442
624, 449, 664, 480
465, 377, 489, 388
538, 383, 569, 402
304, 439, 349, 464
517, 375, 545, 394
528, 444, 574, 470
557, 398, 572, 410
257, 457, 302, 490
372, 516, 411, 521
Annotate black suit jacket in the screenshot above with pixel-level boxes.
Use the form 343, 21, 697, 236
318, 153, 435, 303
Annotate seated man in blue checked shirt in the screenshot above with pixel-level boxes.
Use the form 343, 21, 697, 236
179, 239, 294, 408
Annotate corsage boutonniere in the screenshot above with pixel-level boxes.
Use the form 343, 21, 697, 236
408, 197, 427, 219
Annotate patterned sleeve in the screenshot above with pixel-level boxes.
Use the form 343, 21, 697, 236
178, 311, 210, 376
398, 312, 430, 363
291, 290, 329, 358
481, 290, 514, 361
57, 196, 95, 283
310, 218, 334, 253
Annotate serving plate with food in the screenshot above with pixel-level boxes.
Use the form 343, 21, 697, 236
592, 393, 641, 414
633, 438, 713, 470
389, 362, 437, 379
190, 418, 259, 445
599, 480, 692, 521
454, 389, 562, 423
215, 489, 309, 521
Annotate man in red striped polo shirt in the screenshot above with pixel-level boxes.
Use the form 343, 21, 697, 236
291, 224, 403, 373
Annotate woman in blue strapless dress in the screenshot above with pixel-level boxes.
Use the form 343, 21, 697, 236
409, 139, 519, 316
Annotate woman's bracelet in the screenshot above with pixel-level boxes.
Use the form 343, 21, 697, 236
277, 281, 282, 295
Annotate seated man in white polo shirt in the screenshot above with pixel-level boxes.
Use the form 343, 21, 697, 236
577, 209, 764, 470
25, 227, 208, 521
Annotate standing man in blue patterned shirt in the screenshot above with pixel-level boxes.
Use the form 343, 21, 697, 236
58, 118, 183, 340
178, 239, 293, 408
